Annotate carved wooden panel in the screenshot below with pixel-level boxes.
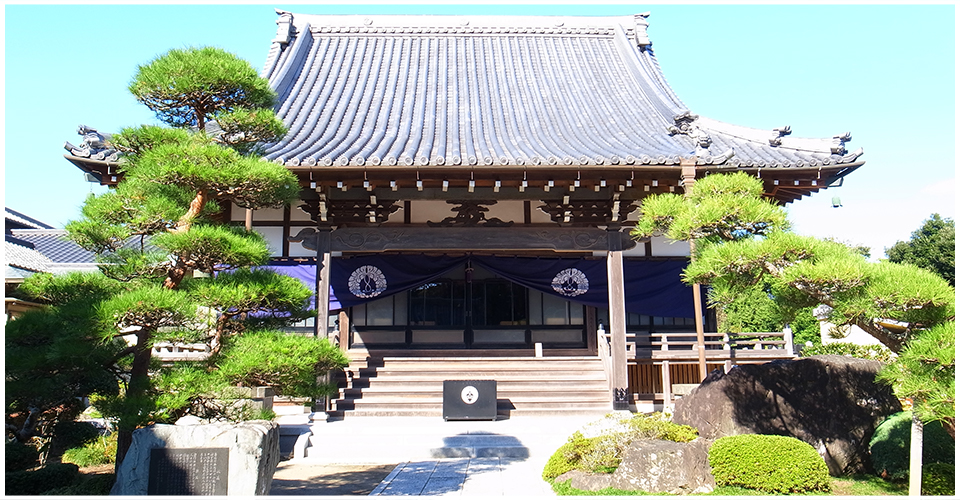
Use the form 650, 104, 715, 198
299, 198, 401, 225
426, 200, 514, 227
289, 227, 637, 252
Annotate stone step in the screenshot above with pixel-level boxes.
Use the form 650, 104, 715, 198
355, 369, 604, 379
328, 354, 610, 419
323, 407, 611, 419
339, 383, 609, 394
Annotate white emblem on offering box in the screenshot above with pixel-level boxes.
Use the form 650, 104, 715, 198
461, 385, 479, 404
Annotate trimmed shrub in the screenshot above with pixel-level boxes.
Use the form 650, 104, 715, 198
869, 411, 955, 480
627, 413, 698, 442
543, 413, 699, 482
708, 434, 831, 494
5, 440, 40, 471
922, 463, 955, 496
800, 342, 895, 363
5, 462, 80, 496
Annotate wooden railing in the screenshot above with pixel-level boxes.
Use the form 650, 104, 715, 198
597, 327, 614, 393
602, 329, 796, 405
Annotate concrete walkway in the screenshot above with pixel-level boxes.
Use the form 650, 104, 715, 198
273, 414, 607, 496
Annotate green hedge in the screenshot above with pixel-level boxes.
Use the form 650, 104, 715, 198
5, 463, 80, 496
5, 440, 40, 472
869, 411, 955, 481
708, 434, 831, 494
922, 463, 955, 496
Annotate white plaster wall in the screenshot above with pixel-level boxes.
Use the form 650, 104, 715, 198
252, 226, 284, 256
230, 203, 284, 222
287, 227, 315, 257
290, 202, 312, 221
648, 235, 690, 257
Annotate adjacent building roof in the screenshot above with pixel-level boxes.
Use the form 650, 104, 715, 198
261, 11, 863, 171
5, 207, 54, 232
5, 209, 99, 280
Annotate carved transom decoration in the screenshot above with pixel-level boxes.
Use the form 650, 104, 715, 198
427, 200, 514, 227
537, 198, 638, 225
299, 197, 400, 225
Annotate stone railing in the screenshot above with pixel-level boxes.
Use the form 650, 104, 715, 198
152, 342, 212, 362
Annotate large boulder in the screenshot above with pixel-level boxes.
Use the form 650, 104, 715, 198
111, 420, 280, 495
611, 439, 715, 494
553, 439, 715, 494
672, 355, 901, 476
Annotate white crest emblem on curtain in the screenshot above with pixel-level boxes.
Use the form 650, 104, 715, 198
551, 268, 589, 297
348, 265, 388, 298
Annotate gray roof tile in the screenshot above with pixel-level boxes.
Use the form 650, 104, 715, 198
9, 230, 96, 264
261, 12, 862, 169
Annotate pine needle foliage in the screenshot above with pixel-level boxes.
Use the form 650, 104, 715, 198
128, 46, 277, 131
7, 46, 314, 467
878, 323, 956, 435
633, 172, 788, 244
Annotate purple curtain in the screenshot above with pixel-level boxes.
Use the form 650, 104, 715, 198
262, 256, 694, 319
259, 261, 341, 311
472, 256, 694, 318
329, 255, 468, 308
622, 259, 695, 318
472, 256, 610, 309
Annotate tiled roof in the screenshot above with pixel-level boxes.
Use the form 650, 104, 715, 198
261, 12, 863, 170
9, 229, 97, 264
5, 236, 52, 273
5, 207, 54, 231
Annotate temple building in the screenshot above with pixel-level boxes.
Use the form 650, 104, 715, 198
64, 11, 863, 416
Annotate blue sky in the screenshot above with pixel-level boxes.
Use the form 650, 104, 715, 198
4, 3, 955, 259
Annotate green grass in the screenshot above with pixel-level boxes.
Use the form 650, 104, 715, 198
549, 475, 910, 496
552, 479, 662, 496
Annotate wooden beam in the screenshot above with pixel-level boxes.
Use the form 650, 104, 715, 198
289, 226, 638, 253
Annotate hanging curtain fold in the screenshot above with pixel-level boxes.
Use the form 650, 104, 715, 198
259, 261, 341, 311
471, 256, 610, 309
264, 255, 694, 319
471, 256, 694, 318
329, 255, 468, 308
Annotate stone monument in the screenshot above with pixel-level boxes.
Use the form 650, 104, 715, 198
111, 420, 280, 495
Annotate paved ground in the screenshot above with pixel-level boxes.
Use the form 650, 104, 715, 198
270, 463, 397, 495
269, 414, 608, 496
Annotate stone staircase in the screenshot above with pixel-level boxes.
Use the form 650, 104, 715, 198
329, 352, 612, 418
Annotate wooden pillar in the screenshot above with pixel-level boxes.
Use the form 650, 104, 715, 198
909, 409, 923, 496
607, 228, 629, 410
315, 227, 332, 339
681, 161, 708, 382
245, 208, 253, 231
661, 360, 672, 408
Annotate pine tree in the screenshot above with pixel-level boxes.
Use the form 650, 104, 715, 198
8, 47, 346, 468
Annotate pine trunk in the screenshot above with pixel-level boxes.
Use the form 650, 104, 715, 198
113, 331, 153, 471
